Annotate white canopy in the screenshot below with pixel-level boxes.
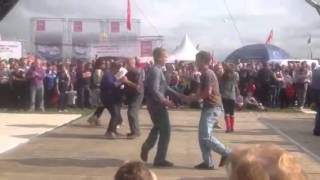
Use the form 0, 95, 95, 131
168, 34, 199, 63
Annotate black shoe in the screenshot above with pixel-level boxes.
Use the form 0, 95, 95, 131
87, 116, 100, 126
214, 123, 222, 129
104, 132, 116, 139
314, 132, 320, 136
140, 145, 149, 162
153, 160, 174, 167
127, 133, 140, 139
219, 155, 228, 167
112, 132, 125, 138
127, 132, 134, 136
194, 162, 215, 170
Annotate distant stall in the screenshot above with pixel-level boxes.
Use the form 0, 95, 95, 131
268, 59, 319, 66
0, 41, 22, 60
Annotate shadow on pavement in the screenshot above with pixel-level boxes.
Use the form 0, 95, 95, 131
6, 124, 57, 128
68, 123, 105, 129
12, 133, 40, 139
231, 129, 276, 136
178, 177, 227, 180
2, 158, 124, 168
140, 124, 198, 129
42, 132, 107, 140
42, 132, 129, 140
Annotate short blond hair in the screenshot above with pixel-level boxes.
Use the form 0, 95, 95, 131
227, 144, 307, 180
114, 161, 156, 180
152, 47, 166, 63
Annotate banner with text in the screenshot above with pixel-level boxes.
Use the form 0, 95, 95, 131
140, 41, 152, 57
0, 41, 22, 60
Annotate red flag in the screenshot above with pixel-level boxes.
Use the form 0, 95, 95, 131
126, 0, 132, 31
73, 21, 83, 32
265, 29, 274, 44
111, 22, 120, 33
36, 20, 45, 31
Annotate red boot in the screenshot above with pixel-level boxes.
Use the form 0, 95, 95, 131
230, 116, 235, 132
225, 116, 231, 133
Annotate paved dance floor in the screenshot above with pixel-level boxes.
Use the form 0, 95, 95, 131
0, 110, 319, 180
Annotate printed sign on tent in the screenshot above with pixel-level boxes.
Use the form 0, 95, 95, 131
140, 41, 153, 57
73, 21, 83, 32
111, 22, 120, 33
36, 20, 46, 31
36, 45, 62, 61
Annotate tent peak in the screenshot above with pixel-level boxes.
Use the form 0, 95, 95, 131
168, 33, 199, 63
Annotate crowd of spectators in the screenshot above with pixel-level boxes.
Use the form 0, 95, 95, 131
0, 54, 318, 112
165, 59, 318, 111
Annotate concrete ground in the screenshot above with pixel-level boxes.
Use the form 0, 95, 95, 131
0, 113, 81, 154
0, 110, 319, 180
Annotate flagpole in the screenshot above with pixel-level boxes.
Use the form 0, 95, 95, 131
308, 34, 313, 59
309, 45, 313, 59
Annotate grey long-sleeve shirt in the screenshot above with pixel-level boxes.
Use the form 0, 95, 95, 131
145, 65, 175, 103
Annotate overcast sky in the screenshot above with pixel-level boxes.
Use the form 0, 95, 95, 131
0, 0, 320, 60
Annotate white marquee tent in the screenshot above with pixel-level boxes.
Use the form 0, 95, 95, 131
168, 34, 199, 63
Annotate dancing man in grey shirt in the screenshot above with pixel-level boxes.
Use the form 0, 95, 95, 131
140, 47, 178, 167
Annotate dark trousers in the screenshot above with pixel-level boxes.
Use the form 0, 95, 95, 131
78, 85, 91, 108
280, 88, 289, 108
58, 87, 67, 110
105, 103, 122, 133
93, 106, 105, 118
44, 88, 55, 108
127, 94, 144, 135
12, 82, 28, 110
315, 107, 320, 136
258, 84, 271, 107
143, 99, 170, 163
306, 85, 313, 107
0, 83, 10, 108
313, 89, 320, 135
222, 98, 235, 116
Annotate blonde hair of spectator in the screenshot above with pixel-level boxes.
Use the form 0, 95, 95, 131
226, 144, 307, 180
114, 161, 157, 180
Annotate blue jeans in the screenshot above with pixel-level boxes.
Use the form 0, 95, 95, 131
296, 83, 308, 107
199, 106, 229, 166
30, 84, 44, 111
271, 86, 281, 107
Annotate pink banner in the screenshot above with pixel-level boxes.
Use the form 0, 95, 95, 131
111, 22, 120, 33
140, 41, 152, 57
73, 21, 83, 32
36, 20, 45, 31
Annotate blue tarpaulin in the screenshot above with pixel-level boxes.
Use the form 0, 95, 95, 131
225, 44, 290, 63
